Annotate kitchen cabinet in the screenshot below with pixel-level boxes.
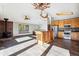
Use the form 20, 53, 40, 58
59, 20, 64, 27
51, 17, 79, 40
71, 32, 79, 40
51, 21, 54, 26
51, 17, 79, 27
64, 19, 72, 25
54, 20, 59, 26
58, 32, 63, 39
72, 18, 79, 27
51, 20, 59, 26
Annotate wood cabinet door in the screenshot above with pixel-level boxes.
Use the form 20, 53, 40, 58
64, 19, 72, 25
59, 20, 64, 27
54, 20, 59, 26
72, 18, 79, 27
51, 21, 55, 26
58, 32, 63, 39
51, 20, 59, 26
71, 32, 79, 40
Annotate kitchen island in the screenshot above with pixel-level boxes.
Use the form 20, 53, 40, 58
35, 30, 54, 45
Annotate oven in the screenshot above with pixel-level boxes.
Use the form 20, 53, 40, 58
64, 24, 71, 39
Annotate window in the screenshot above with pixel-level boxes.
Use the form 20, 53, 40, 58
18, 24, 29, 34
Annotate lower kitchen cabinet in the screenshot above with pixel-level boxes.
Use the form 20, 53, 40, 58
71, 32, 79, 40
58, 32, 64, 39
58, 32, 79, 40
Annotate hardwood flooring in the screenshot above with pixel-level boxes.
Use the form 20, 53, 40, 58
53, 38, 79, 56
0, 35, 79, 56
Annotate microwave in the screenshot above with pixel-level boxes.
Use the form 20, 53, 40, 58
64, 24, 71, 28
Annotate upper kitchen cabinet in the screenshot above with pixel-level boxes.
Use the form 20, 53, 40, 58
59, 20, 64, 28
72, 18, 79, 27
64, 19, 72, 25
51, 21, 55, 26
51, 17, 79, 28
51, 20, 59, 26
63, 17, 79, 27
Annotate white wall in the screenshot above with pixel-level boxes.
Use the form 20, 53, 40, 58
0, 3, 79, 36
0, 3, 48, 36
0, 4, 4, 20
13, 22, 19, 36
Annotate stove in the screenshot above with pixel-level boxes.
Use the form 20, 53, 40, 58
2, 18, 12, 38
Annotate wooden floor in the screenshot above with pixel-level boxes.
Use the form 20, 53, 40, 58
53, 38, 79, 56
0, 35, 79, 56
